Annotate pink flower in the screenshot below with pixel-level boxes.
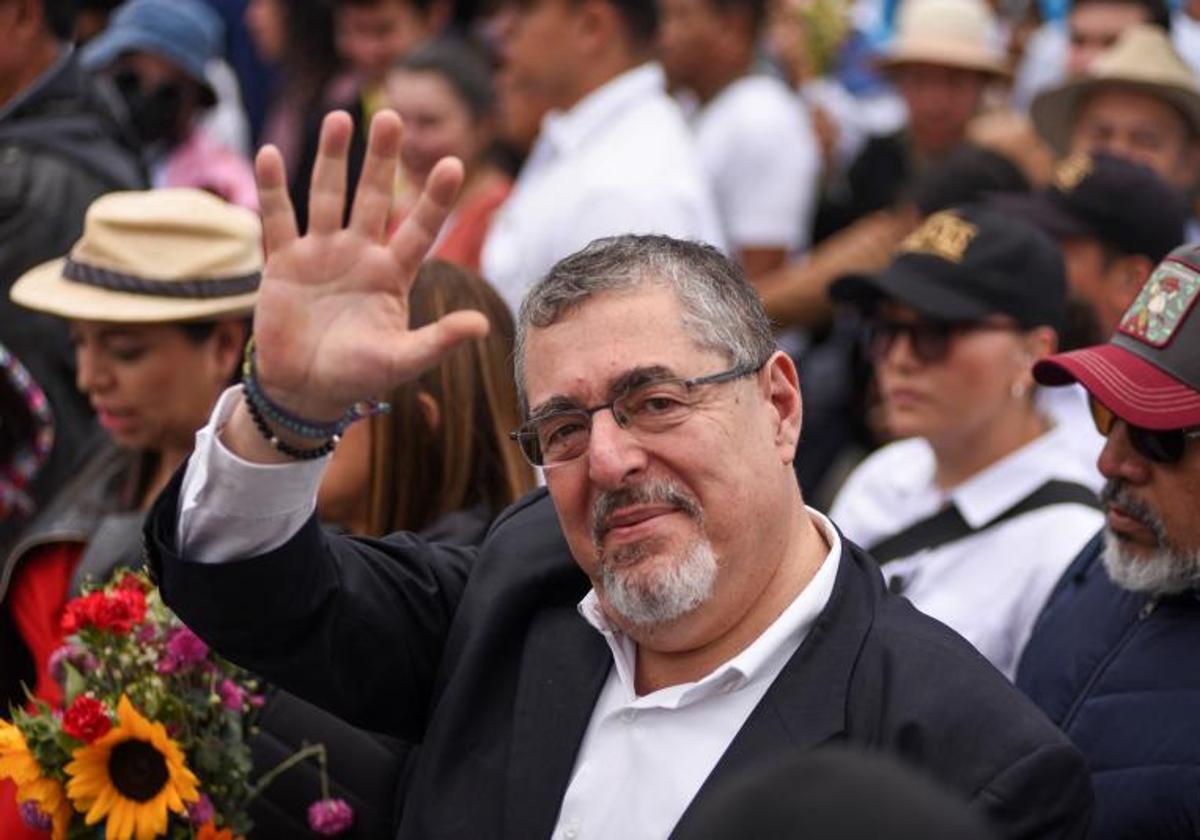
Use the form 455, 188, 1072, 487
308, 798, 354, 837
219, 679, 246, 711
48, 644, 97, 684
158, 626, 209, 674
187, 793, 215, 827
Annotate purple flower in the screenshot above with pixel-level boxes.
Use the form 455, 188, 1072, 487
187, 793, 215, 826
219, 678, 246, 711
160, 627, 209, 674
307, 798, 354, 837
48, 643, 97, 684
18, 800, 53, 831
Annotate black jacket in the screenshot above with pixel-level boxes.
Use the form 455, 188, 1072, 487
146, 482, 1093, 840
0, 51, 146, 553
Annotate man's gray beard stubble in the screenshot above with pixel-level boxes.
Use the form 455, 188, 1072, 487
591, 479, 718, 627
1101, 480, 1200, 596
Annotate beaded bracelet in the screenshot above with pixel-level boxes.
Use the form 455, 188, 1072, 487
240, 339, 389, 441
243, 386, 340, 460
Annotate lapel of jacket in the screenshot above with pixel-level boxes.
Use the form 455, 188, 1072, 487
670, 543, 878, 838
504, 603, 611, 840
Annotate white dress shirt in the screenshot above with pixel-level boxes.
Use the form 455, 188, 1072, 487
180, 388, 842, 840
480, 63, 726, 313
689, 74, 821, 254
552, 512, 840, 840
829, 421, 1104, 679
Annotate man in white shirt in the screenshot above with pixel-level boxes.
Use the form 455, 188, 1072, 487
480, 0, 724, 312
657, 0, 819, 278
143, 112, 1091, 838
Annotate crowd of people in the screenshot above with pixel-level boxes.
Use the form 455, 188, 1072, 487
2, 0, 1200, 837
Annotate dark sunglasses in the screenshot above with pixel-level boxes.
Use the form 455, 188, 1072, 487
864, 319, 1017, 365
1088, 395, 1200, 465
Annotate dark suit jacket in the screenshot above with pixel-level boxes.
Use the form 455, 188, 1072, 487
145, 481, 1091, 839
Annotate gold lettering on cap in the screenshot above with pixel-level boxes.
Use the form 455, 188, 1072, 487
1053, 153, 1093, 193
900, 211, 979, 264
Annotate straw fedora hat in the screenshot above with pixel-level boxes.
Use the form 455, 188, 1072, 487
877, 0, 1009, 77
11, 189, 261, 323
1031, 24, 1200, 156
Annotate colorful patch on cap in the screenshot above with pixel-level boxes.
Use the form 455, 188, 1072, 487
1053, 153, 1093, 193
900, 211, 978, 264
1118, 260, 1200, 348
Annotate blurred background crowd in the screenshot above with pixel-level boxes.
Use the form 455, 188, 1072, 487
2, 0, 1200, 836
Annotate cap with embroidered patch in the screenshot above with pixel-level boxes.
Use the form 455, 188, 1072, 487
1034, 244, 1200, 430
830, 204, 1067, 330
990, 152, 1186, 263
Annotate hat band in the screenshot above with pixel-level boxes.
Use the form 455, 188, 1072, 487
63, 258, 261, 299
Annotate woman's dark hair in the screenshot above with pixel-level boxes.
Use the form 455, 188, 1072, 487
400, 38, 496, 119
281, 0, 341, 111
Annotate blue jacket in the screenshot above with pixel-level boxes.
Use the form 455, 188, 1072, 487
1017, 532, 1200, 839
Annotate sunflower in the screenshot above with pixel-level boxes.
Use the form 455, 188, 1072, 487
0, 720, 71, 839
65, 695, 200, 840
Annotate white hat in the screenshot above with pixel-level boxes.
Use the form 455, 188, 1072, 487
12, 189, 261, 323
878, 0, 1009, 77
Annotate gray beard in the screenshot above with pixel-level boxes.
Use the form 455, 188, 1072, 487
599, 536, 718, 627
1100, 479, 1200, 596
1102, 530, 1200, 596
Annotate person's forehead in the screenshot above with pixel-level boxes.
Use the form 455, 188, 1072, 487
1076, 89, 1188, 133
523, 287, 715, 401
1070, 1, 1148, 34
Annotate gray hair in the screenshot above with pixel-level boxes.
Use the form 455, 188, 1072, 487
513, 235, 775, 414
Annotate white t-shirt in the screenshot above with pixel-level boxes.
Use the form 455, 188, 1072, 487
690, 75, 821, 254
481, 63, 726, 313
830, 421, 1104, 679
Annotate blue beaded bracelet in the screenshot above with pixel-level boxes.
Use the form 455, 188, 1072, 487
240, 339, 389, 441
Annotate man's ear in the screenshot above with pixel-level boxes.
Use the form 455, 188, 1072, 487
575, 0, 619, 52
762, 351, 802, 463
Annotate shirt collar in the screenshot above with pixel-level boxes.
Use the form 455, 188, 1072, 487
537, 62, 666, 157
950, 421, 1092, 528
578, 507, 843, 707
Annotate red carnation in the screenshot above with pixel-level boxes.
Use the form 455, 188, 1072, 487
62, 694, 112, 743
61, 588, 147, 634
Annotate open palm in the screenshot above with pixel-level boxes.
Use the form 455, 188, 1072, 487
250, 110, 489, 423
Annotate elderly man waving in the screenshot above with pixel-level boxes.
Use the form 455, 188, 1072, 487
145, 110, 1091, 839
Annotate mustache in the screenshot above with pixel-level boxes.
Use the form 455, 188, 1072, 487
590, 479, 702, 546
1101, 479, 1168, 543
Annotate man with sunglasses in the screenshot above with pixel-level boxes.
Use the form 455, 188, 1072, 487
1017, 244, 1200, 839
142, 112, 1091, 838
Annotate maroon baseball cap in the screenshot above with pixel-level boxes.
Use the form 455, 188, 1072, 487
1034, 244, 1200, 430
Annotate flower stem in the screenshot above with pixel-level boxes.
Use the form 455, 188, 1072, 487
246, 743, 328, 801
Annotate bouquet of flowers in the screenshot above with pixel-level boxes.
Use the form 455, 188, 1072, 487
0, 571, 354, 839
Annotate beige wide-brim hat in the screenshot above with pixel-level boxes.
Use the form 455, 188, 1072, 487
11, 188, 261, 323
1032, 24, 1200, 155
877, 0, 1009, 77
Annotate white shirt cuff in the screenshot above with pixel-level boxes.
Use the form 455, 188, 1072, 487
177, 385, 329, 564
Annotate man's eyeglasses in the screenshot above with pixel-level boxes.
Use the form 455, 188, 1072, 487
1088, 395, 1200, 465
510, 361, 765, 467
864, 319, 1018, 366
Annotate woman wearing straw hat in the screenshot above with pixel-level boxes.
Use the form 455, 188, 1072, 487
814, 0, 1012, 242
0, 188, 255, 728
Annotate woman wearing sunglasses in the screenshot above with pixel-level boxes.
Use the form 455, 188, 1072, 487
828, 206, 1105, 679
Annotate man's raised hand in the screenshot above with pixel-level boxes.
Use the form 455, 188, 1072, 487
221, 109, 490, 463
250, 109, 490, 424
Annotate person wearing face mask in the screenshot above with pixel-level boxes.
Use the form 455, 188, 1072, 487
80, 0, 258, 210
828, 206, 1106, 679
0, 189, 254, 837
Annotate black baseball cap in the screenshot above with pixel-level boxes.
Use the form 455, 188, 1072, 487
831, 204, 1067, 331
990, 152, 1187, 263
